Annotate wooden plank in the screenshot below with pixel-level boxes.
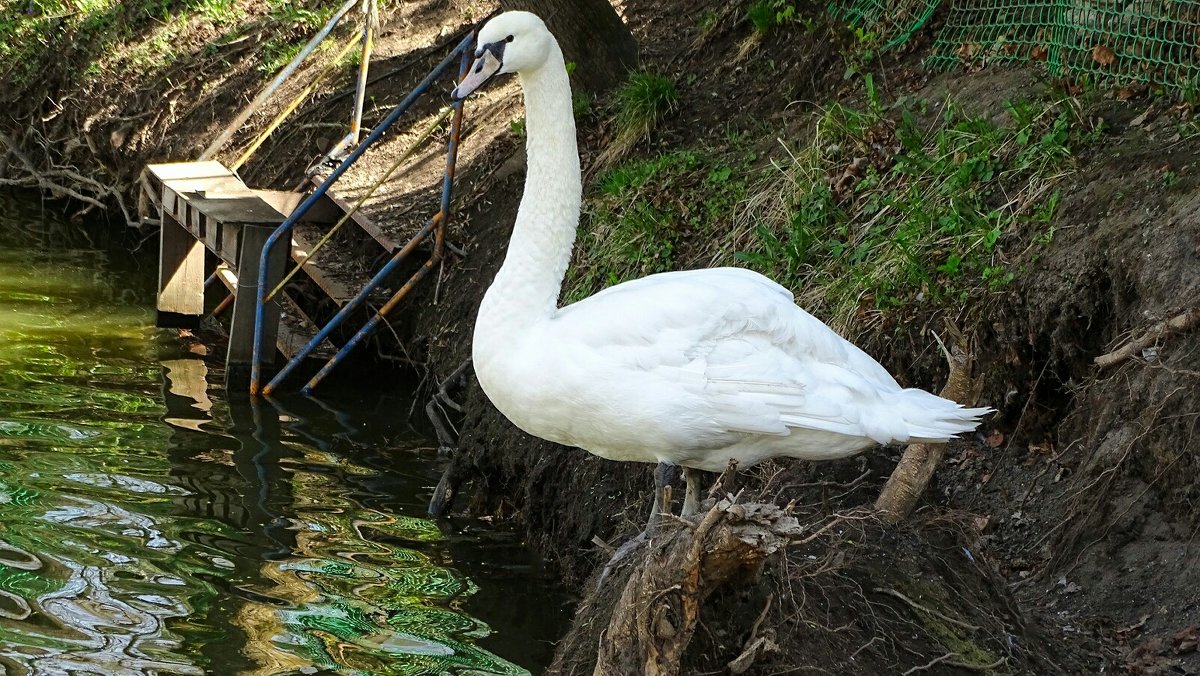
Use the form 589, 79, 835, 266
145, 161, 232, 182
156, 213, 206, 328
183, 193, 287, 225
313, 178, 400, 251
253, 189, 341, 224
226, 224, 287, 389
290, 222, 377, 306
163, 174, 250, 197
214, 265, 336, 361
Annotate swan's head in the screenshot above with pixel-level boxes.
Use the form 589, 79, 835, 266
452, 11, 554, 100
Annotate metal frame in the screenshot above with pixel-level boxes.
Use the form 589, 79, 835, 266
249, 32, 476, 395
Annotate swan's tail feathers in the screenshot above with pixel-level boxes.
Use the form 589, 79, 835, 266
884, 387, 993, 444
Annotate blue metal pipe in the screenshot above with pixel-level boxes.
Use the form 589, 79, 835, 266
250, 32, 474, 395
260, 217, 436, 395
300, 47, 472, 395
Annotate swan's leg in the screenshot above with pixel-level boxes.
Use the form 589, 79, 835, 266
647, 461, 679, 533
594, 462, 678, 591
681, 467, 703, 518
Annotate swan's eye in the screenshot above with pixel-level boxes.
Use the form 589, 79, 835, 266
505, 34, 514, 43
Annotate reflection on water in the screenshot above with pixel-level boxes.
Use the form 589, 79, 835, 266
0, 193, 566, 674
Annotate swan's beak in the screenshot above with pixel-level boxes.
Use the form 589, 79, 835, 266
453, 48, 503, 100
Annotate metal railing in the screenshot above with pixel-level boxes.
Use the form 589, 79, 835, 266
249, 32, 476, 395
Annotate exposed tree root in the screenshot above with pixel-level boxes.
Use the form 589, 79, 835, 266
1093, 307, 1200, 369
549, 491, 1066, 675
591, 493, 804, 676
876, 322, 984, 524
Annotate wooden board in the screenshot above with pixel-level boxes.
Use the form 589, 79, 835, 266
183, 194, 288, 225
312, 176, 400, 252
291, 222, 380, 306
214, 265, 336, 361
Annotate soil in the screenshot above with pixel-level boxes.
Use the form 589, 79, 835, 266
5, 0, 1199, 673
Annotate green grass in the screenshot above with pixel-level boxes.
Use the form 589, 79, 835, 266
747, 0, 797, 34
734, 77, 1097, 330
0, 0, 249, 87
564, 149, 752, 303
596, 70, 678, 168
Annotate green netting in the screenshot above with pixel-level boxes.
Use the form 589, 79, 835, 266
925, 0, 1200, 91
831, 0, 943, 49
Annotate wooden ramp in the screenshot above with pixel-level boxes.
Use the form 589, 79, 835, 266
144, 161, 379, 386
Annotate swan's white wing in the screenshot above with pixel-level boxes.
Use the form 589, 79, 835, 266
552, 267, 906, 444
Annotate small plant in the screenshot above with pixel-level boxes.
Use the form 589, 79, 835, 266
747, 0, 776, 34
509, 116, 526, 139
733, 83, 1094, 329
747, 0, 797, 34
595, 70, 678, 169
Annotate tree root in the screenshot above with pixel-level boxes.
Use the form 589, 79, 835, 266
591, 493, 804, 676
875, 322, 983, 525
1093, 307, 1200, 369
427, 359, 472, 518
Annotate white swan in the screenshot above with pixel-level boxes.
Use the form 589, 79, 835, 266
455, 12, 991, 518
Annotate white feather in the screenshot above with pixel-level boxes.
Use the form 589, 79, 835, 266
467, 12, 991, 475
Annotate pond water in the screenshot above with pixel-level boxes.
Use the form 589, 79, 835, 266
0, 193, 568, 674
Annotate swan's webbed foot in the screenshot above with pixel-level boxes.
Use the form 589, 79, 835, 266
594, 530, 646, 590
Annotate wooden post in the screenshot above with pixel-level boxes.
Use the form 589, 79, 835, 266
226, 224, 287, 390
156, 213, 206, 328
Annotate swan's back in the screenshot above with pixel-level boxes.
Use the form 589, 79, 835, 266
487, 266, 990, 471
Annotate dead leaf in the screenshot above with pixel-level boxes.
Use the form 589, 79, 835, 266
1092, 44, 1117, 66
1030, 45, 1048, 61
985, 430, 1004, 448
1173, 625, 1199, 654
1117, 83, 1147, 100
1029, 440, 1055, 455
955, 42, 981, 61
973, 515, 991, 532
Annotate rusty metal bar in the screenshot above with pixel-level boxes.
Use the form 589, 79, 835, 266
299, 46, 472, 395
249, 32, 473, 395
260, 216, 438, 395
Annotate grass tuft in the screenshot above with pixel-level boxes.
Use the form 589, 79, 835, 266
565, 148, 752, 303
595, 70, 678, 170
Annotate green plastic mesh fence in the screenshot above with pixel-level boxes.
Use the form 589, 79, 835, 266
925, 0, 1200, 91
830, 0, 943, 49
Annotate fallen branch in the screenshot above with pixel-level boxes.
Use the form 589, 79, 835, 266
1094, 308, 1200, 369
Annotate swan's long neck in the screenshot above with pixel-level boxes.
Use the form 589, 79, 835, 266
478, 42, 580, 336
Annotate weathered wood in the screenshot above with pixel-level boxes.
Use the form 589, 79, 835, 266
215, 265, 336, 362
156, 212, 206, 328
290, 222, 377, 305
254, 188, 340, 224
310, 176, 400, 251
226, 224, 288, 389
875, 325, 981, 524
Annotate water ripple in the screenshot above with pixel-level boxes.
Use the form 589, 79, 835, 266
0, 200, 560, 675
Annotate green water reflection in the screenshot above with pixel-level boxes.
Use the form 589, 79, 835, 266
0, 193, 565, 674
